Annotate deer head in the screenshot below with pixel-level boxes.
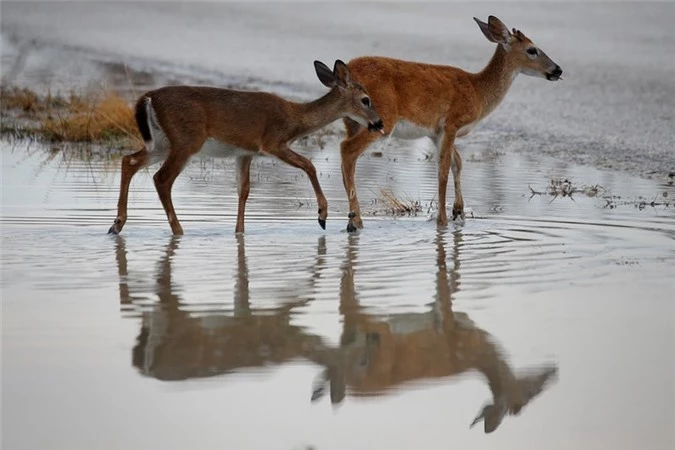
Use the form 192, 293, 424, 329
314, 59, 384, 133
474, 15, 563, 81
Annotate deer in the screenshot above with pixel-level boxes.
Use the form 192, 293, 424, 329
338, 15, 563, 232
107, 60, 384, 236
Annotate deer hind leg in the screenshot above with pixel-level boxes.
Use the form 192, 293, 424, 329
109, 131, 171, 234
451, 146, 465, 221
264, 145, 328, 230
153, 148, 194, 235
235, 155, 253, 234
109, 148, 150, 234
340, 129, 382, 232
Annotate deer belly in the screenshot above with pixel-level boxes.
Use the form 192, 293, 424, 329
200, 138, 257, 158
391, 119, 435, 140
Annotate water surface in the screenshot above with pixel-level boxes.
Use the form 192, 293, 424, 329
2, 137, 674, 450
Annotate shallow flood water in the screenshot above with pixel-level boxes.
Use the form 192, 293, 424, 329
2, 135, 674, 449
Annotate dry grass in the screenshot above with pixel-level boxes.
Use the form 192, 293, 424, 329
42, 92, 140, 144
376, 188, 424, 216
1, 84, 141, 147
1, 86, 41, 112
1, 86, 67, 113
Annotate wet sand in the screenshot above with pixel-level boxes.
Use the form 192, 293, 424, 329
2, 2, 675, 450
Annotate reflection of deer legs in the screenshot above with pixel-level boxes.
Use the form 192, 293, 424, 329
115, 236, 131, 305
433, 229, 462, 330
129, 236, 184, 374
311, 235, 363, 405
234, 234, 250, 317
114, 235, 182, 307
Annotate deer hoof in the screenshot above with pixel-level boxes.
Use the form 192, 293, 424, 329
346, 222, 357, 233
108, 218, 121, 234
318, 218, 326, 230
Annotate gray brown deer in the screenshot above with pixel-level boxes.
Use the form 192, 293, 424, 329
108, 60, 384, 235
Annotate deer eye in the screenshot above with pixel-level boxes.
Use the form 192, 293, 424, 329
361, 97, 371, 107
527, 47, 538, 57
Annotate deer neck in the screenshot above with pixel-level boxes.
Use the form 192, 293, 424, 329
472, 45, 519, 119
295, 88, 345, 137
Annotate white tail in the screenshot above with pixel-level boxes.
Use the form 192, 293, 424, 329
339, 15, 563, 232
108, 59, 384, 235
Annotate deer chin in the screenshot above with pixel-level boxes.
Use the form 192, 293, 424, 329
546, 73, 562, 81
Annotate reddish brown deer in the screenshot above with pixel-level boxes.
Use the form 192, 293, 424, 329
108, 60, 384, 235
339, 15, 563, 232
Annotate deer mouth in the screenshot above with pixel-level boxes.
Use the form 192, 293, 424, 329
368, 120, 385, 134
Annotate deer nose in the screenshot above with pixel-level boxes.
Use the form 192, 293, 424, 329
552, 65, 563, 77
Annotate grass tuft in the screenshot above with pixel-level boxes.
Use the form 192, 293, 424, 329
42, 92, 140, 144
377, 188, 424, 216
1, 84, 141, 147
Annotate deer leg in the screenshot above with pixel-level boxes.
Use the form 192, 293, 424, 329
340, 130, 380, 232
451, 146, 465, 221
235, 155, 253, 234
108, 148, 150, 234
265, 145, 328, 230
153, 151, 191, 235
437, 132, 456, 227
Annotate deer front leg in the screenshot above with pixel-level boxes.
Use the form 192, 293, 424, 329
451, 146, 465, 221
265, 145, 328, 229
436, 132, 457, 227
108, 148, 150, 234
235, 155, 253, 234
340, 130, 380, 232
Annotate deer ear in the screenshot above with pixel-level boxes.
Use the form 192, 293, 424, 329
333, 59, 351, 88
474, 17, 496, 43
314, 60, 336, 88
474, 16, 511, 46
487, 15, 511, 45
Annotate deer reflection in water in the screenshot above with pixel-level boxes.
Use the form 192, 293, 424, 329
116, 235, 324, 380
310, 231, 558, 433
115, 231, 558, 433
